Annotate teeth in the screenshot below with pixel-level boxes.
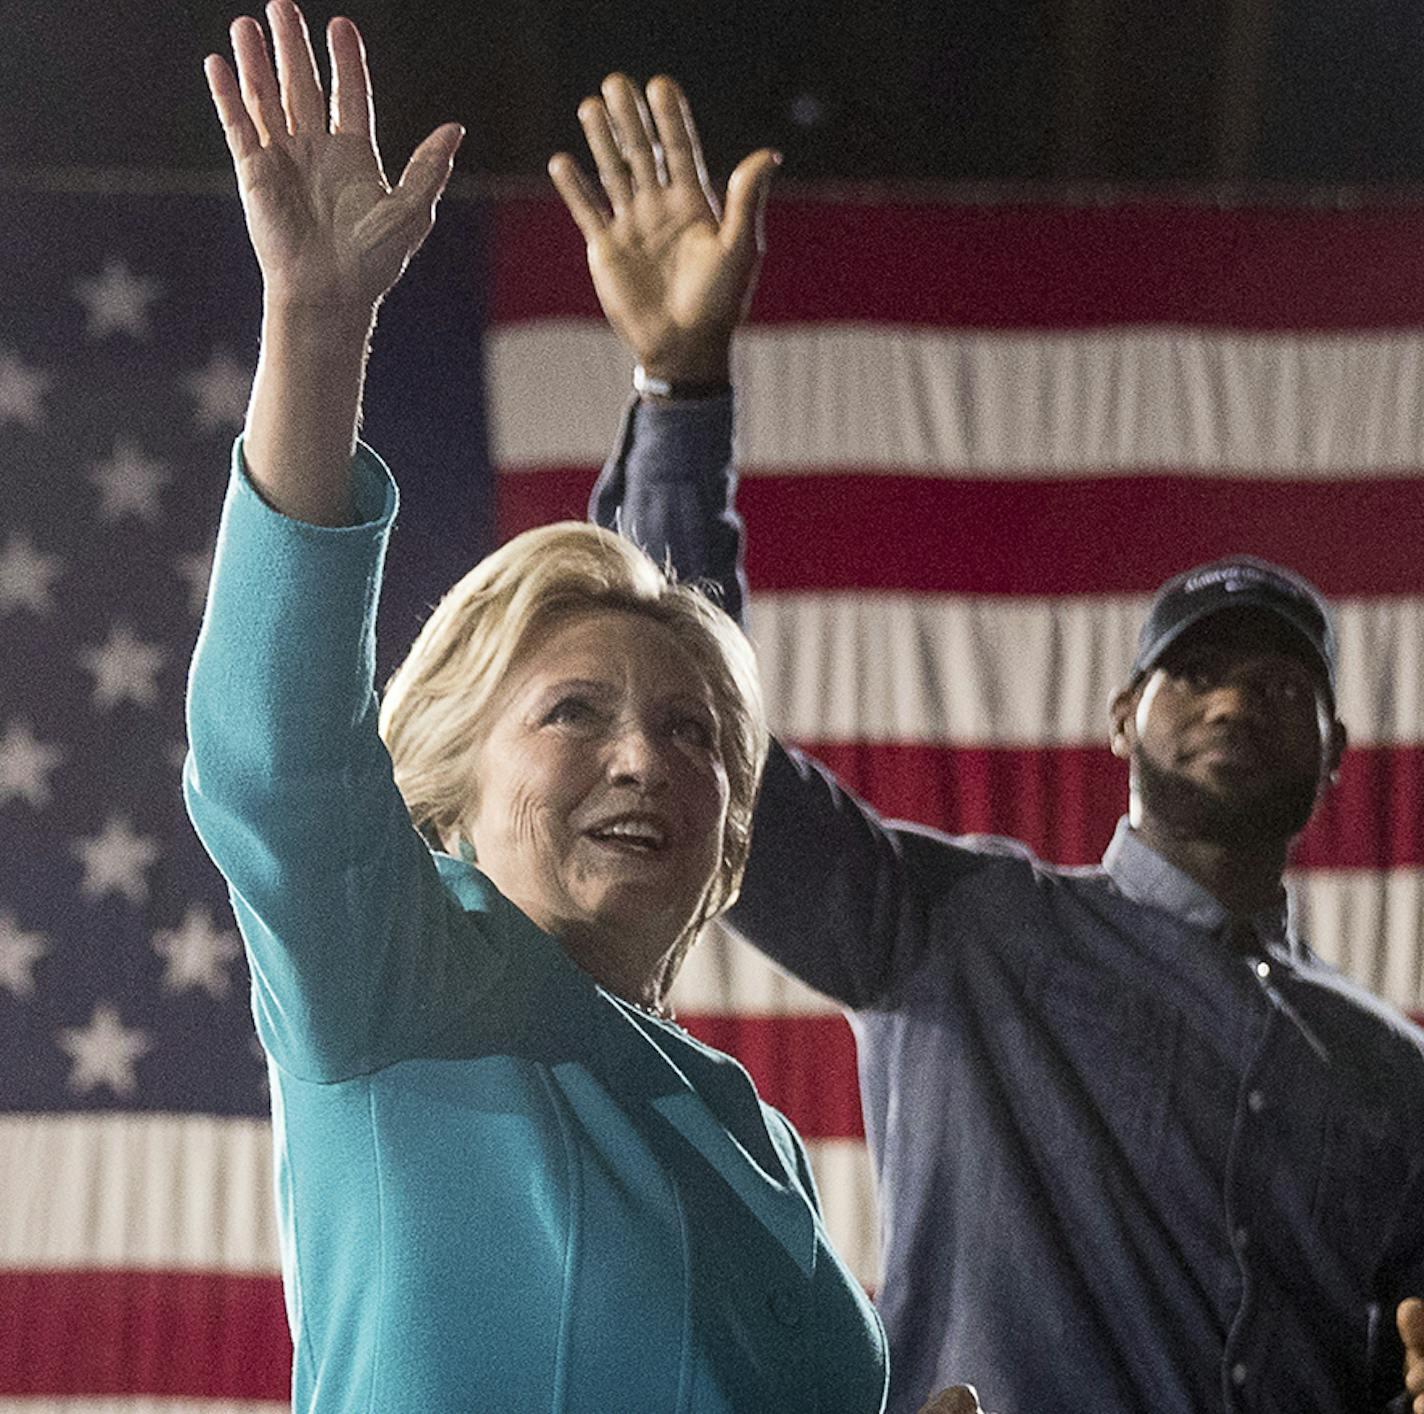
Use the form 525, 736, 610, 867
592, 820, 665, 846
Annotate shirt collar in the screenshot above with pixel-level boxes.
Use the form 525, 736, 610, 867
1102, 816, 1294, 953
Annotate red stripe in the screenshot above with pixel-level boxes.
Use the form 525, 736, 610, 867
492, 197, 1424, 330
0, 1269, 289, 1398
497, 468, 1424, 598
681, 1013, 865, 1140
797, 742, 1424, 870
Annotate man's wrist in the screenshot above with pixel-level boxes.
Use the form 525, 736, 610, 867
633, 364, 732, 402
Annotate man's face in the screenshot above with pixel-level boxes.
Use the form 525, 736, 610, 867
1111, 609, 1345, 848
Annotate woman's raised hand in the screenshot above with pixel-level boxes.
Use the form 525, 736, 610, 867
205, 1, 463, 315
549, 74, 779, 385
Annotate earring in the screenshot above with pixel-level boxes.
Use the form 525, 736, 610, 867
458, 838, 477, 864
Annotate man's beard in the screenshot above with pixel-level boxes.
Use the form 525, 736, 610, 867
1133, 748, 1320, 848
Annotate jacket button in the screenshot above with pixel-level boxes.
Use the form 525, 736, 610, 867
768, 1287, 803, 1327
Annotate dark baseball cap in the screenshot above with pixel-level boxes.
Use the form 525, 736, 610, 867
1131, 555, 1337, 700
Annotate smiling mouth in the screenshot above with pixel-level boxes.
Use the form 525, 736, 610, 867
586, 818, 669, 852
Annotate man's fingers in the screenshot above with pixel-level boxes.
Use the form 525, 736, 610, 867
647, 75, 713, 203
327, 16, 374, 142
916, 1386, 983, 1414
548, 153, 609, 241
602, 73, 665, 190
1399, 1296, 1424, 1348
204, 53, 261, 164
577, 96, 634, 211
267, 0, 326, 135
720, 148, 780, 259
230, 16, 284, 149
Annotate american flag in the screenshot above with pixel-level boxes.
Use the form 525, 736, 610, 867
0, 180, 488, 1407
4, 181, 1423, 1405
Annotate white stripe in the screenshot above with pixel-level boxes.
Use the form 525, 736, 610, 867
0, 1402, 283, 1413
807, 1138, 880, 1290
672, 921, 840, 1017
0, 1113, 878, 1294
1290, 868, 1424, 1015
0, 1113, 277, 1271
680, 876, 1424, 1018
490, 321, 1424, 476
748, 592, 1424, 746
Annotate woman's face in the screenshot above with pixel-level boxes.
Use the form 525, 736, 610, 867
464, 608, 730, 970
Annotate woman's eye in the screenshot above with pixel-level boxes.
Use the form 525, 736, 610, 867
671, 716, 715, 749
545, 697, 596, 726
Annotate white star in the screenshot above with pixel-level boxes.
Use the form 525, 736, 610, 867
0, 912, 49, 998
57, 1002, 154, 1097
184, 348, 251, 433
152, 905, 242, 998
72, 256, 163, 340
174, 547, 214, 616
77, 622, 166, 710
72, 814, 160, 905
0, 719, 66, 808
88, 438, 170, 524
0, 348, 49, 429
0, 532, 65, 617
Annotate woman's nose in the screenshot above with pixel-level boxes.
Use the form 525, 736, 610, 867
606, 723, 671, 789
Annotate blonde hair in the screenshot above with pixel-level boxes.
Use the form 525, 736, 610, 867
379, 521, 768, 930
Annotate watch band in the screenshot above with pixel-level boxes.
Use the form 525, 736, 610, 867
633, 364, 731, 401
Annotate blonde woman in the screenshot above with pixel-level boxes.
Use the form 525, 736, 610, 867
186, 4, 898, 1409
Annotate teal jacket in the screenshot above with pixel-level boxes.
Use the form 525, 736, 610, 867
183, 444, 889, 1414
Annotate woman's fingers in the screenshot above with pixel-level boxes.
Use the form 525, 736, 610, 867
547, 153, 608, 241
647, 75, 712, 203
326, 15, 374, 142
230, 15, 285, 148
204, 53, 262, 164
395, 123, 464, 213
602, 72, 665, 190
267, 0, 326, 135
577, 96, 634, 211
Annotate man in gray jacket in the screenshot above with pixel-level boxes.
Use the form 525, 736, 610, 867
551, 73, 1424, 1414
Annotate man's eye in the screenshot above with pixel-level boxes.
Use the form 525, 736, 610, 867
1178, 663, 1218, 690
1266, 677, 1309, 705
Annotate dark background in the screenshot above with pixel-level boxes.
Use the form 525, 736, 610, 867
5, 0, 1424, 190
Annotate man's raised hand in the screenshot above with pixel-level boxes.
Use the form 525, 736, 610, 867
549, 74, 779, 386
1400, 1297, 1424, 1413
205, 1, 462, 315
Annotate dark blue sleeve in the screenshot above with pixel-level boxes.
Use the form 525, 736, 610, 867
588, 394, 749, 627
587, 392, 982, 1008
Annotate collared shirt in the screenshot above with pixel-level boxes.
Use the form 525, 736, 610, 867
593, 394, 1424, 1414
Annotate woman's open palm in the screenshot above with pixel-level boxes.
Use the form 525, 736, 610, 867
205, 1, 462, 312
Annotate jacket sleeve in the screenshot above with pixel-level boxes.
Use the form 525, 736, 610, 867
183, 440, 505, 1082
589, 395, 988, 1007
589, 394, 749, 626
